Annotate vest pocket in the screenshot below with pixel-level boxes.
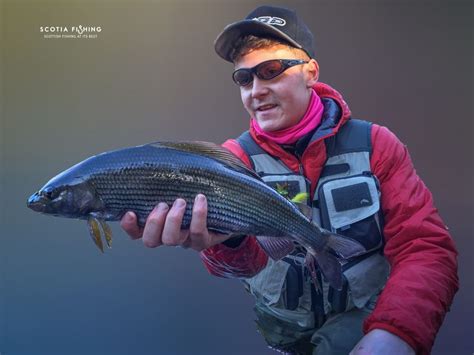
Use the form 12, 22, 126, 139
343, 253, 390, 310
261, 174, 310, 203
326, 252, 390, 314
243, 258, 316, 329
318, 173, 383, 251
340, 215, 383, 251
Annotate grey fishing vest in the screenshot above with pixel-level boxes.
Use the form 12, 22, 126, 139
237, 119, 390, 330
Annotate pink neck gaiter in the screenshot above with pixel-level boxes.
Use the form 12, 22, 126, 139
251, 89, 324, 145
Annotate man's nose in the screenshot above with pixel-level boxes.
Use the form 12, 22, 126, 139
251, 76, 269, 98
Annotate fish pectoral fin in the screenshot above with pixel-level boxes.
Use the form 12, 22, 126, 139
99, 220, 113, 249
323, 230, 366, 259
87, 217, 104, 253
256, 236, 295, 260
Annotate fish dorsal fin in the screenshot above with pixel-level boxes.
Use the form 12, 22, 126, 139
148, 141, 261, 179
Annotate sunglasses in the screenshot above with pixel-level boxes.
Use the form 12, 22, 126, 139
232, 59, 308, 86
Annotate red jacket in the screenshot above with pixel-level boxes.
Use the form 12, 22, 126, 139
200, 82, 458, 354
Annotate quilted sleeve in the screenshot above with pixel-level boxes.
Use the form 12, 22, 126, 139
363, 124, 459, 354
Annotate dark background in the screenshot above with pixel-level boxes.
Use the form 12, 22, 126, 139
1, 1, 472, 354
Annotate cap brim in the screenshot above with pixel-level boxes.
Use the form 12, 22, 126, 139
214, 19, 303, 62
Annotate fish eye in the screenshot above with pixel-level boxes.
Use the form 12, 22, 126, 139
43, 187, 60, 200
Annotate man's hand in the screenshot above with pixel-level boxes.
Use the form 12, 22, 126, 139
350, 329, 415, 355
120, 194, 231, 251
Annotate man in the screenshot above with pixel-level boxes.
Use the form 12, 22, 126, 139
121, 5, 458, 355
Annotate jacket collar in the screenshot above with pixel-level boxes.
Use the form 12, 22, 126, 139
250, 82, 352, 152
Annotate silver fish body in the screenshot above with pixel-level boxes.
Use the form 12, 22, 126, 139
27, 141, 365, 289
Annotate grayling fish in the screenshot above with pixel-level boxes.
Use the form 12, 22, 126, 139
27, 141, 365, 289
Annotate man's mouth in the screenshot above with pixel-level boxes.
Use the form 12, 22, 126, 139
257, 104, 277, 112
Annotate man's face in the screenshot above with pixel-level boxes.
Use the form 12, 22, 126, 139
234, 45, 319, 132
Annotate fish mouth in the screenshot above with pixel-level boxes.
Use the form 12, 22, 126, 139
27, 192, 48, 212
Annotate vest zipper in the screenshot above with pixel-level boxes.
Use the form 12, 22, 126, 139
298, 163, 304, 176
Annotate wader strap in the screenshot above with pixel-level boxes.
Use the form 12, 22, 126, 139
282, 255, 306, 311
311, 271, 326, 328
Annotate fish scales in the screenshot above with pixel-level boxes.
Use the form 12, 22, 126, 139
97, 161, 301, 237
90, 154, 229, 206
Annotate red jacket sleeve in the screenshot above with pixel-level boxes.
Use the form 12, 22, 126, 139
199, 139, 268, 278
363, 125, 459, 354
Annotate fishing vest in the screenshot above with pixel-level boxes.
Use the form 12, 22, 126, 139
237, 119, 391, 333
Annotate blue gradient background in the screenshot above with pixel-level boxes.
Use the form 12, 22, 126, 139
1, 1, 472, 354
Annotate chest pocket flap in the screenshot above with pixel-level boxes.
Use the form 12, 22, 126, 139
320, 175, 380, 230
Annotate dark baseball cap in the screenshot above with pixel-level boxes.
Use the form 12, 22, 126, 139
214, 5, 315, 62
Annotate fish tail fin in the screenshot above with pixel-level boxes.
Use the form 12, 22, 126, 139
323, 230, 366, 259
304, 229, 365, 290
306, 250, 343, 291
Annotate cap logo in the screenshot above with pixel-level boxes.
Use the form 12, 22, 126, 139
253, 16, 286, 27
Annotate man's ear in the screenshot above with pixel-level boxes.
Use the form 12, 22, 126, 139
306, 59, 319, 87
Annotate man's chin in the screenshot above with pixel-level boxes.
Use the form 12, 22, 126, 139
259, 123, 283, 133
255, 117, 285, 133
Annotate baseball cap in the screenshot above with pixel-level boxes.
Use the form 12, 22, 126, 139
214, 5, 315, 62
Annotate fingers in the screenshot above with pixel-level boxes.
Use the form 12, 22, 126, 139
120, 211, 144, 239
121, 195, 229, 251
188, 194, 210, 251
142, 203, 169, 248
188, 194, 231, 251
161, 199, 189, 246
190, 194, 208, 236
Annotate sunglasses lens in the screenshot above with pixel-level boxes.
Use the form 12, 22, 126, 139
257, 60, 285, 80
233, 69, 252, 86
232, 60, 304, 86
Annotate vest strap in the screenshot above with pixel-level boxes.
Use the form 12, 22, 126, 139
236, 131, 264, 170
324, 119, 372, 158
